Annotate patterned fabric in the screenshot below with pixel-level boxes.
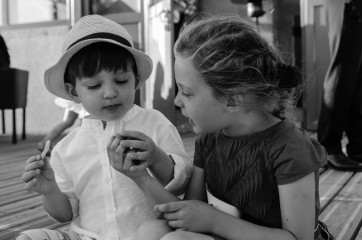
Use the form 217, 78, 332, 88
194, 120, 332, 239
13, 229, 93, 240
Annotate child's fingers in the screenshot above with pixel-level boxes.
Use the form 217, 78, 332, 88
120, 139, 148, 152
107, 134, 122, 163
114, 144, 125, 166
127, 151, 150, 162
41, 157, 52, 170
125, 152, 149, 172
24, 178, 39, 191
120, 148, 132, 170
22, 169, 41, 183
155, 202, 184, 213
119, 130, 145, 140
25, 159, 44, 172
25, 155, 41, 165
107, 134, 118, 155
129, 159, 148, 172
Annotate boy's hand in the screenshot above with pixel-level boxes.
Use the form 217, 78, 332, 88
22, 155, 57, 195
107, 133, 150, 179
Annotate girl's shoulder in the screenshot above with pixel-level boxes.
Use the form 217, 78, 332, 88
267, 121, 328, 184
267, 121, 322, 152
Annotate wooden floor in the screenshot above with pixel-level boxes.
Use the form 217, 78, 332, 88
1, 134, 362, 240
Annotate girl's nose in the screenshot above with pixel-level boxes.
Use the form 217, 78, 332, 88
174, 90, 183, 108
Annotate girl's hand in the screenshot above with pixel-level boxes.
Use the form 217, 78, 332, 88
107, 134, 149, 179
119, 130, 159, 171
22, 155, 57, 195
155, 200, 217, 233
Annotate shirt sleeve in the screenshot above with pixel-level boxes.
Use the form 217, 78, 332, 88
50, 145, 79, 218
271, 135, 327, 185
157, 124, 193, 194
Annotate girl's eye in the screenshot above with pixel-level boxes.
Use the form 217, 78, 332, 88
181, 92, 192, 97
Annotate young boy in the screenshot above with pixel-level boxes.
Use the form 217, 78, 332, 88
19, 15, 193, 240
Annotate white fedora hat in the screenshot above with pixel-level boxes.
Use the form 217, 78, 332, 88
44, 14, 153, 100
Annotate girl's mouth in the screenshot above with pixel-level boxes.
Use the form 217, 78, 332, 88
188, 118, 195, 126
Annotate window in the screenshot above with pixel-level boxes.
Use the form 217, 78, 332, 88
0, 0, 69, 27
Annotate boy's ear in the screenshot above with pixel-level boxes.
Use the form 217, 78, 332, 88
65, 83, 81, 103
135, 76, 141, 89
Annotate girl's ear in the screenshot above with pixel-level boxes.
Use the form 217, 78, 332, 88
226, 95, 243, 113
65, 83, 81, 103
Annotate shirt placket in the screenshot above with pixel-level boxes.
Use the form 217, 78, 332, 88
95, 120, 123, 240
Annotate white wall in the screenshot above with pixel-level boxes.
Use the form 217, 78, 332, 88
2, 25, 71, 135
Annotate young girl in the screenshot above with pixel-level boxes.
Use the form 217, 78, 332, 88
129, 15, 334, 240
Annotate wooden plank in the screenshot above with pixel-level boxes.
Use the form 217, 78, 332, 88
0, 196, 42, 218
355, 227, 362, 240
319, 172, 362, 239
0, 206, 47, 230
0, 216, 60, 240
321, 201, 362, 240
1, 182, 27, 196
0, 191, 39, 207
0, 176, 23, 189
318, 169, 354, 211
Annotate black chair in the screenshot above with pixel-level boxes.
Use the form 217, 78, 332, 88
0, 68, 29, 144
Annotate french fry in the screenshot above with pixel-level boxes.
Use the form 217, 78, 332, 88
41, 140, 51, 159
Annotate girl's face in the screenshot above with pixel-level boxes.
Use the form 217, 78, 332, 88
70, 69, 137, 122
174, 55, 229, 134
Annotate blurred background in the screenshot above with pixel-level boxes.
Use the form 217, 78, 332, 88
0, 0, 327, 141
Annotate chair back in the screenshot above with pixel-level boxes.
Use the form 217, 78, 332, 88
0, 68, 29, 109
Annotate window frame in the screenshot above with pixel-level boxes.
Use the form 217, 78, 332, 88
0, 0, 82, 30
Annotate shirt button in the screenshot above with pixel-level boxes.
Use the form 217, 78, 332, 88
109, 208, 116, 215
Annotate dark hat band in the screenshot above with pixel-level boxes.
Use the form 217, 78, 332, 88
67, 32, 132, 50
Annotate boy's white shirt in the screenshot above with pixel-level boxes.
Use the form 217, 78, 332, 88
50, 104, 193, 240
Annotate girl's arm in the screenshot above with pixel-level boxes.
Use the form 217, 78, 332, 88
132, 163, 206, 207
278, 171, 315, 240
184, 166, 207, 201
212, 172, 315, 240
157, 172, 316, 240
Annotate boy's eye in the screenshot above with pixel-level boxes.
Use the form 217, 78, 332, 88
87, 84, 100, 89
116, 79, 128, 84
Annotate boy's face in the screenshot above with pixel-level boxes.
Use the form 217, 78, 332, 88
70, 68, 137, 122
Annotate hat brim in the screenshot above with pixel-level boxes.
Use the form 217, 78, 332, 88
44, 38, 153, 101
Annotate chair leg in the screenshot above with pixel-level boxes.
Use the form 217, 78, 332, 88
1, 109, 5, 134
12, 108, 17, 144
22, 107, 26, 140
